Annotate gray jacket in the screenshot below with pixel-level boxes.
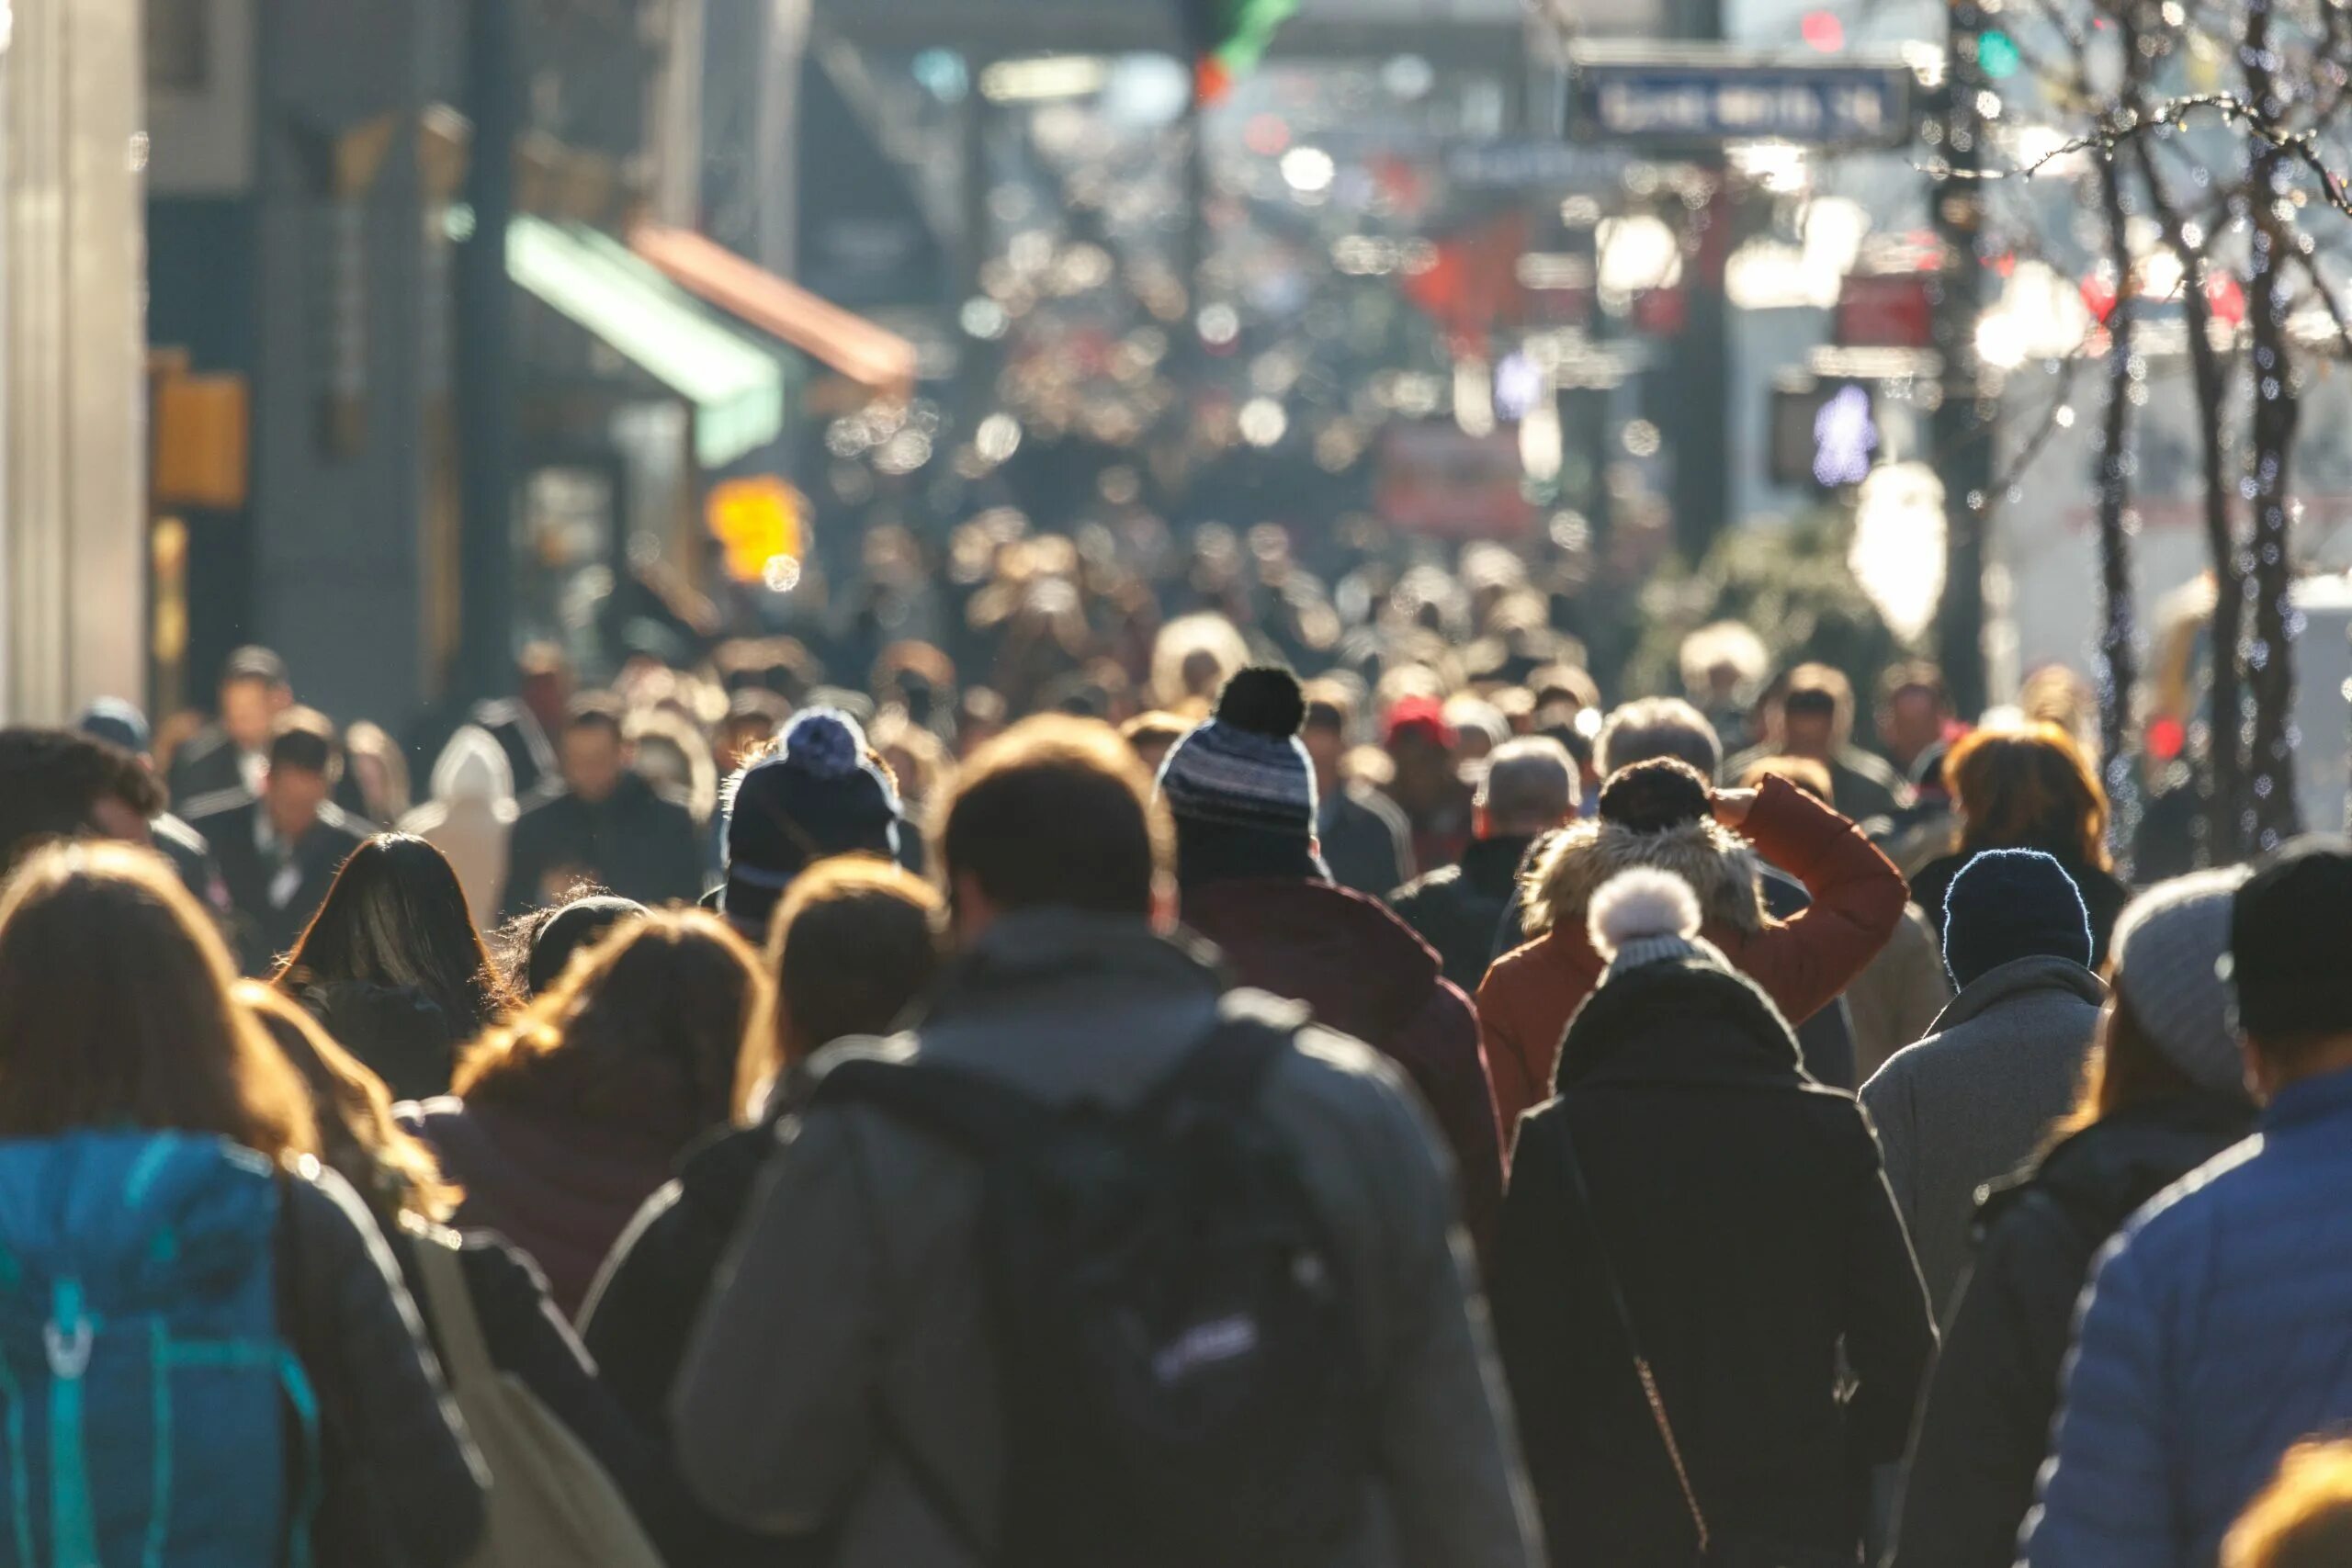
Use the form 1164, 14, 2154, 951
1860, 955, 2106, 1320
673, 909, 1544, 1568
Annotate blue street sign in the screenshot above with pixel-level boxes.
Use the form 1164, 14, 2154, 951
1566, 47, 1918, 149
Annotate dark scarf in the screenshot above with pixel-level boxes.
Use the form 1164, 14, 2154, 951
1175, 818, 1325, 893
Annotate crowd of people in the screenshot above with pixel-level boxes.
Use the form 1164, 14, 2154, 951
4, 541, 2352, 1567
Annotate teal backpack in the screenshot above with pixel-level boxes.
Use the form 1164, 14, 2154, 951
0, 1131, 316, 1568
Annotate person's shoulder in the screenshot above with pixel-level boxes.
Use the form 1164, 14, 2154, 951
1842, 748, 1906, 788
1386, 863, 1464, 909
181, 787, 256, 831
2105, 1133, 2269, 1270
313, 802, 370, 845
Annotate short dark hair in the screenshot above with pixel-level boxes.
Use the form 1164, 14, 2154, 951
221, 645, 289, 690
941, 716, 1169, 919
267, 707, 340, 777
563, 692, 628, 741
1784, 663, 1855, 726
1880, 660, 1950, 712
0, 728, 163, 871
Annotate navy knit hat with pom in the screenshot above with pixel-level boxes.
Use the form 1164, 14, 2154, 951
1156, 667, 1319, 837
722, 708, 901, 933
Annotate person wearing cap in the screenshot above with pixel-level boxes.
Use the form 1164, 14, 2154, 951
710, 707, 902, 940
1161, 667, 1506, 1259
1493, 867, 1932, 1567
1891, 869, 2258, 1568
1862, 848, 2109, 1318
1385, 694, 1476, 874
74, 698, 232, 917
166, 644, 294, 807
187, 705, 370, 973
2026, 838, 2352, 1568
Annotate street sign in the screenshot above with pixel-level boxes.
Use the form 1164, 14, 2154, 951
1566, 45, 1918, 150
1441, 139, 1629, 191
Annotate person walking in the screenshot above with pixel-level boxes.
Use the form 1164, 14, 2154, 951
502, 694, 703, 916
671, 715, 1542, 1568
187, 707, 370, 973
166, 644, 294, 806
1862, 848, 2108, 1317
401, 908, 763, 1315
1301, 682, 1416, 897
583, 859, 944, 1567
1891, 870, 2258, 1568
274, 833, 521, 1101
2027, 839, 2352, 1565
1493, 867, 1933, 1566
1478, 755, 1906, 1140
0, 841, 484, 1567
1391, 737, 1577, 993
400, 725, 519, 930
710, 707, 903, 940
1159, 669, 1505, 1258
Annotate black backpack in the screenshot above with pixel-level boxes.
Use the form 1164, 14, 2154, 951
816, 992, 1373, 1568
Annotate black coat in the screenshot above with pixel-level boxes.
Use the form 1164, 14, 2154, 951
302, 980, 468, 1103
1493, 958, 1934, 1567
580, 1115, 821, 1568
1389, 835, 1534, 993
1910, 851, 2133, 969
186, 794, 369, 974
502, 773, 704, 916
1887, 1095, 2256, 1568
1318, 783, 1414, 898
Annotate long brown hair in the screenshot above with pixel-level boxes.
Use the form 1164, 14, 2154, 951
2050, 989, 2211, 1143
1948, 722, 2112, 871
455, 909, 764, 1145
749, 859, 943, 1112
237, 981, 458, 1224
275, 834, 517, 1033
0, 842, 317, 1161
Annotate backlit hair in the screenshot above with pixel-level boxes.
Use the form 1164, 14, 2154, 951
1948, 721, 2111, 871
2224, 1440, 2352, 1568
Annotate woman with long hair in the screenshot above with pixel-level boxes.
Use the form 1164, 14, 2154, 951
276, 832, 518, 1100
403, 908, 764, 1314
1890, 870, 2261, 1568
1908, 722, 2133, 964
0, 842, 482, 1567
243, 981, 682, 1553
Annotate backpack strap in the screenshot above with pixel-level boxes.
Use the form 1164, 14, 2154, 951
812, 1053, 1054, 1162
1143, 990, 1309, 1112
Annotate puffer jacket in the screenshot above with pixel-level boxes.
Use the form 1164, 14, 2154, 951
2026, 1066, 2352, 1567
1493, 956, 1933, 1566
1478, 774, 1907, 1139
672, 910, 1544, 1568
1180, 877, 1506, 1260
1891, 1095, 2255, 1568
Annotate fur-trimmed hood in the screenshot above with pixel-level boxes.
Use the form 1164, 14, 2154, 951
1520, 818, 1770, 942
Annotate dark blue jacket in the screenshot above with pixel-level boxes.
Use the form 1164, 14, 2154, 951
2027, 1066, 2352, 1566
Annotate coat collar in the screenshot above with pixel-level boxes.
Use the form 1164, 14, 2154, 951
2267, 1061, 2352, 1134
1930, 954, 2105, 1033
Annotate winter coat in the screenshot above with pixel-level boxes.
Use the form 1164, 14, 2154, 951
1391, 835, 1536, 994
303, 979, 469, 1104
1911, 850, 2132, 969
501, 773, 703, 917
2025, 1066, 2352, 1567
1845, 904, 1952, 1084
400, 726, 517, 930
1861, 955, 2106, 1317
389, 1224, 689, 1561
185, 794, 369, 974
582, 1117, 823, 1568
1890, 1095, 2256, 1568
1477, 773, 1907, 1139
399, 1097, 686, 1317
1729, 742, 1911, 824
672, 910, 1544, 1568
277, 1162, 487, 1568
1180, 876, 1507, 1260
1492, 957, 1935, 1567
1320, 782, 1416, 897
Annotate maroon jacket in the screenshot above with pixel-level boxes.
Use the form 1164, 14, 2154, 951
1180, 877, 1507, 1263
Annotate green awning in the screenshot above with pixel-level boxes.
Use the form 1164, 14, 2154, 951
507, 216, 786, 468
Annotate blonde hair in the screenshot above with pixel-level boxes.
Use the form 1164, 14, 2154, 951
2225, 1440, 2352, 1568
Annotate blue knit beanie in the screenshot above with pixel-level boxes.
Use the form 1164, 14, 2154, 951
1942, 847, 2093, 989
1156, 668, 1319, 837
723, 708, 901, 933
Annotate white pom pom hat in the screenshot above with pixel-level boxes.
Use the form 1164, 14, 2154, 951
1589, 867, 1724, 979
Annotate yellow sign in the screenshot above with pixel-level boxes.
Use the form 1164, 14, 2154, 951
707, 477, 805, 583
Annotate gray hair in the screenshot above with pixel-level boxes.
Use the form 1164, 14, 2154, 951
1477, 738, 1577, 831
1597, 697, 1723, 783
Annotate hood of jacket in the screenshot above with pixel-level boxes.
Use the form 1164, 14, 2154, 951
1181, 877, 1447, 1052
1554, 954, 1810, 1094
429, 725, 514, 807
1977, 1092, 2257, 1241
1928, 953, 2105, 1035
1521, 816, 1769, 942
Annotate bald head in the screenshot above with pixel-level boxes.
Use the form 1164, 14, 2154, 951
1477, 738, 1577, 839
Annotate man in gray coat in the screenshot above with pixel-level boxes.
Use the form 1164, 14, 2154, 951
1862, 848, 2106, 1320
673, 715, 1544, 1568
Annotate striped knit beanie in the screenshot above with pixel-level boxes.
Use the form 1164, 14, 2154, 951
1156, 667, 1318, 837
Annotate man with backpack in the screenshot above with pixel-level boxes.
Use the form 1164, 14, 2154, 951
673, 714, 1542, 1568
